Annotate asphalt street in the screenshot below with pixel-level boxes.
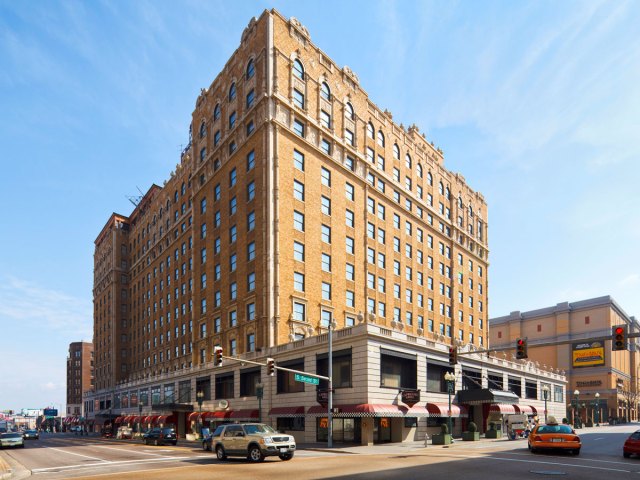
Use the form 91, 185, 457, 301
1, 424, 640, 479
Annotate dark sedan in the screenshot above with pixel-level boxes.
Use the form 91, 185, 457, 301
142, 427, 177, 446
624, 430, 640, 458
23, 429, 39, 440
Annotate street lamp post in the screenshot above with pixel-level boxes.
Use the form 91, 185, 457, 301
256, 383, 264, 423
573, 389, 580, 428
542, 385, 549, 423
196, 391, 204, 438
595, 393, 600, 427
138, 399, 144, 436
444, 371, 456, 436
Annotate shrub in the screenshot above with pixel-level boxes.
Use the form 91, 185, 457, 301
468, 422, 477, 432
440, 423, 449, 434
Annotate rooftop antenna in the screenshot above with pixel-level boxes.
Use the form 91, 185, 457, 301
126, 186, 145, 207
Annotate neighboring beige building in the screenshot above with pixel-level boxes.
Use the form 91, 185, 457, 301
490, 296, 639, 423
86, 9, 564, 444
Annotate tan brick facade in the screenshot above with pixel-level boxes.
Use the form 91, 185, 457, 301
93, 9, 489, 401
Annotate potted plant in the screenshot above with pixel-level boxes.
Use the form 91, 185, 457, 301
432, 423, 452, 445
462, 421, 479, 441
485, 421, 502, 439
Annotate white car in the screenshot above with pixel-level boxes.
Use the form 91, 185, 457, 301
0, 432, 25, 449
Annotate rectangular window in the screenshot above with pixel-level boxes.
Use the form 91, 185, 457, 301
320, 110, 331, 129
346, 236, 354, 254
321, 282, 331, 300
321, 167, 331, 187
247, 241, 256, 261
346, 263, 355, 281
293, 88, 304, 108
294, 180, 305, 201
321, 196, 331, 216
294, 241, 304, 261
247, 302, 256, 321
294, 150, 304, 171
294, 211, 305, 231
321, 253, 331, 272
345, 182, 354, 201
345, 129, 354, 146
247, 181, 255, 201
346, 290, 355, 308
294, 272, 305, 292
293, 302, 306, 322
345, 209, 354, 228
322, 224, 332, 244
247, 211, 255, 231
293, 119, 305, 137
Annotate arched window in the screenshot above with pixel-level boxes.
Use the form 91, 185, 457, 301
293, 59, 305, 80
228, 83, 237, 101
417, 164, 423, 178
320, 82, 331, 101
427, 172, 433, 186
200, 147, 206, 162
377, 130, 385, 147
439, 182, 444, 195
181, 182, 186, 196
213, 104, 221, 121
345, 102, 355, 120
246, 59, 255, 79
393, 144, 400, 160
367, 122, 375, 139
445, 186, 450, 199
199, 121, 206, 138
405, 154, 412, 169
458, 196, 463, 208
468, 205, 474, 217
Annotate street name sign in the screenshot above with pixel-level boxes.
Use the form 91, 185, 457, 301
295, 373, 320, 385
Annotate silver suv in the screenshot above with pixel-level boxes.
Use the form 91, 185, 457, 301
210, 423, 296, 462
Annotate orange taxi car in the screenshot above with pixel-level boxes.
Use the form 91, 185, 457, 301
527, 417, 581, 455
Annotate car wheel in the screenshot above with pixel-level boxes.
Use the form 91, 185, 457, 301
248, 446, 265, 463
279, 452, 294, 461
216, 446, 227, 460
624, 452, 631, 458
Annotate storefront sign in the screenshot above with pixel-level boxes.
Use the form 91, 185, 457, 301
576, 380, 602, 387
572, 341, 605, 368
316, 388, 334, 407
401, 389, 421, 407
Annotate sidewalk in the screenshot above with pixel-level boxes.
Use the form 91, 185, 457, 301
0, 456, 11, 480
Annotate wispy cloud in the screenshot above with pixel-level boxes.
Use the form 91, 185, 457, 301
0, 275, 92, 337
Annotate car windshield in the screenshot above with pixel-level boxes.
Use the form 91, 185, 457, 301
243, 424, 276, 435
161, 428, 174, 434
537, 425, 573, 434
629, 432, 640, 440
1, 433, 22, 438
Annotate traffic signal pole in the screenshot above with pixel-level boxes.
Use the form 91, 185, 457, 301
460, 330, 639, 357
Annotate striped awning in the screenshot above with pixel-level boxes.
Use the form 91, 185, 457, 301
155, 415, 176, 425
425, 403, 468, 418
229, 409, 259, 421
114, 416, 125, 424
203, 411, 232, 420
269, 406, 305, 417
514, 405, 537, 415
123, 415, 135, 423
404, 406, 430, 418
142, 415, 154, 424
489, 404, 517, 415
307, 404, 407, 418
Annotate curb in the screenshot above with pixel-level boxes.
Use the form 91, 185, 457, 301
0, 456, 13, 480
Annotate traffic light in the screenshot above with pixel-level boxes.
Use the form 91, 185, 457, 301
448, 346, 458, 365
214, 346, 223, 366
266, 358, 275, 376
516, 338, 528, 359
612, 325, 628, 351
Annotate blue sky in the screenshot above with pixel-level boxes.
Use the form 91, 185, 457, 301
1, 0, 638, 413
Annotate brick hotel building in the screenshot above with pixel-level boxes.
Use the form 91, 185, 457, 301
86, 9, 565, 444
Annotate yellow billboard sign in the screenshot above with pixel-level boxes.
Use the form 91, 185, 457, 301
572, 341, 605, 368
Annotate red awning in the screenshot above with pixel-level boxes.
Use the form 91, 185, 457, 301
268, 406, 305, 417
489, 404, 517, 414
131, 416, 142, 423
307, 404, 407, 417
142, 415, 154, 424
114, 416, 125, 423
404, 406, 430, 418
156, 415, 176, 425
123, 415, 135, 423
149, 415, 161, 425
203, 411, 232, 420
514, 405, 536, 415
425, 403, 468, 418
229, 409, 259, 421
187, 412, 202, 422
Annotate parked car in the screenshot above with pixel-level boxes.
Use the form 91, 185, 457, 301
623, 430, 640, 458
209, 423, 296, 462
528, 416, 581, 455
23, 430, 39, 440
0, 432, 25, 449
142, 427, 177, 446
116, 426, 133, 439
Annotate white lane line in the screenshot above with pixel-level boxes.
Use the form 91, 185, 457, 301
593, 437, 605, 440
31, 455, 211, 474
423, 452, 631, 473
47, 447, 106, 462
90, 445, 166, 456
499, 450, 638, 466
